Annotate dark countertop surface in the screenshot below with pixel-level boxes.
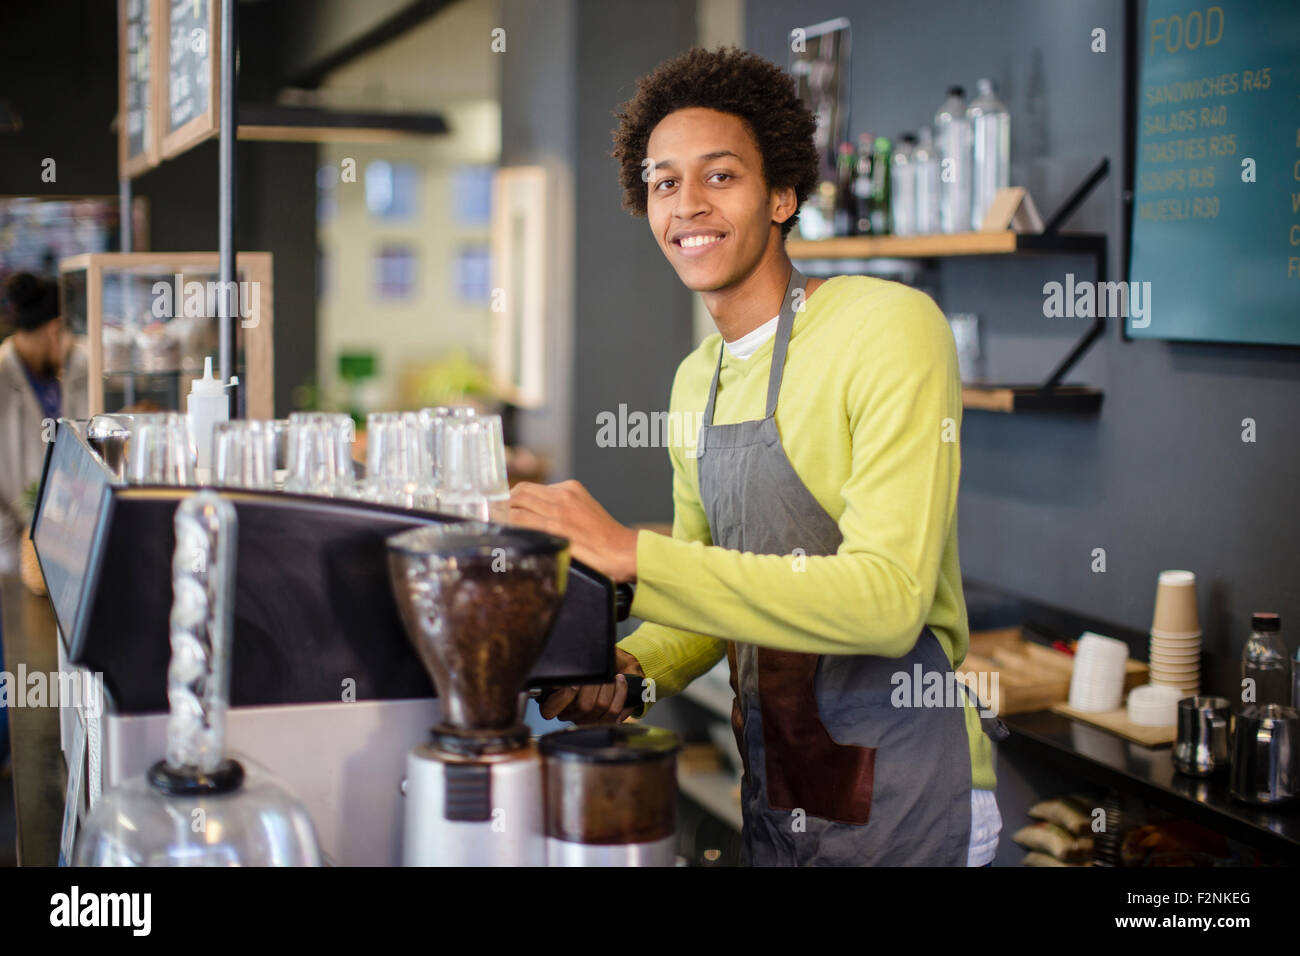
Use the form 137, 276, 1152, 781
1003, 708, 1300, 863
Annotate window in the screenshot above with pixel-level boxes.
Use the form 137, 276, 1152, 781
373, 244, 416, 299
316, 164, 339, 223
365, 161, 419, 220
452, 165, 493, 226
454, 243, 491, 303
317, 244, 331, 299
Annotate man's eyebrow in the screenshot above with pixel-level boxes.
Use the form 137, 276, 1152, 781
652, 150, 743, 171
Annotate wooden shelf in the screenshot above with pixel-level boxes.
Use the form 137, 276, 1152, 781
787, 231, 1104, 260
962, 385, 1104, 414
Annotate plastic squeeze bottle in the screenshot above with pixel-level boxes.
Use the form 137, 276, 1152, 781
188, 356, 228, 471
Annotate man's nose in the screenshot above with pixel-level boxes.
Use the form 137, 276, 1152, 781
674, 178, 711, 219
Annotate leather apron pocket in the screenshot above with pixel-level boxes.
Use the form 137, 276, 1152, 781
756, 648, 876, 826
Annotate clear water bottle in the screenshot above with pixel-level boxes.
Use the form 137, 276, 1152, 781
934, 85, 972, 234
968, 78, 1011, 231
891, 134, 918, 237
913, 127, 942, 234
1242, 612, 1289, 708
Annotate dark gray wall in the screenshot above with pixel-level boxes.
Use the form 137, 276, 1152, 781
500, 0, 578, 485
0, 0, 317, 417
570, 0, 699, 523
746, 0, 1299, 658
500, 0, 697, 521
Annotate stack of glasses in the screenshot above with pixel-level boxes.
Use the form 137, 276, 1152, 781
206, 405, 510, 521
124, 413, 197, 486
420, 406, 510, 521
101, 405, 513, 521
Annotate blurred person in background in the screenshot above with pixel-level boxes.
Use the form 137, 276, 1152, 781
0, 271, 87, 766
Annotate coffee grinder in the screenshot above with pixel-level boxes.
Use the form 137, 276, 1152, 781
387, 523, 570, 866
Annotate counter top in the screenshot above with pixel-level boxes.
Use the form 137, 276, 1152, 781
1003, 709, 1300, 864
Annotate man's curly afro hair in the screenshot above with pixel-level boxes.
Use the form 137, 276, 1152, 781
611, 46, 820, 239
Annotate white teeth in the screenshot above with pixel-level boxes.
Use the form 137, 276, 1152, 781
679, 234, 722, 248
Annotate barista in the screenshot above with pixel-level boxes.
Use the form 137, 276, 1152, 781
509, 47, 1001, 866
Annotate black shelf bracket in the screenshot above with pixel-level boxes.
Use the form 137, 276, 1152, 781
1038, 157, 1111, 389
1041, 232, 1107, 390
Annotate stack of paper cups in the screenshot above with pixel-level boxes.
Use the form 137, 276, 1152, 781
1149, 569, 1201, 696
1069, 632, 1131, 712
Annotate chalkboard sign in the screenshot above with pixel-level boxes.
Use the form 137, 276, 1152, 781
1128, 0, 1300, 345
161, 0, 219, 158
118, 0, 160, 177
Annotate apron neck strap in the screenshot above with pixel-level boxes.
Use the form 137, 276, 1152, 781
765, 265, 806, 419
702, 265, 808, 426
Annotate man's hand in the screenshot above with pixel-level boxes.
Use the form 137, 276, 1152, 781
539, 648, 646, 724
509, 479, 638, 582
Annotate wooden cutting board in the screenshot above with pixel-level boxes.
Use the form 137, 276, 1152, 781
1050, 702, 1177, 747
964, 629, 1149, 716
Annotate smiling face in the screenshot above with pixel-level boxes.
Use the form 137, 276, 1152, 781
645, 107, 796, 292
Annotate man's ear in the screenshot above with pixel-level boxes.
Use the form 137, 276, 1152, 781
770, 185, 798, 226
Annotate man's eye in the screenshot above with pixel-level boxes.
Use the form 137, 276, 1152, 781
709, 172, 732, 183
654, 178, 676, 191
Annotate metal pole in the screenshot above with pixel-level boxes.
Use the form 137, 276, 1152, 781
218, 0, 238, 413
119, 176, 136, 406
118, 177, 132, 253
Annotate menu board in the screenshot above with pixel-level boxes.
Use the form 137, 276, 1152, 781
1128, 0, 1300, 345
119, 0, 159, 176
162, 0, 219, 155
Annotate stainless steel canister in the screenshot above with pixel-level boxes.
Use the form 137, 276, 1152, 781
1172, 696, 1230, 777
1229, 703, 1300, 805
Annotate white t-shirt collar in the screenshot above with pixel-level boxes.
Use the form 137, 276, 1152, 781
723, 313, 780, 360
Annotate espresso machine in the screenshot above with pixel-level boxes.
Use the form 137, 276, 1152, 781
387, 523, 571, 866
31, 420, 631, 866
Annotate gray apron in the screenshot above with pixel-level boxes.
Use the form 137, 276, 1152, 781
696, 266, 973, 866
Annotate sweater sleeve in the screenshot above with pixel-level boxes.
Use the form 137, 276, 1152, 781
629, 290, 962, 658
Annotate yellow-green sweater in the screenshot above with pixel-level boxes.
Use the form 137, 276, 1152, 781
620, 273, 996, 791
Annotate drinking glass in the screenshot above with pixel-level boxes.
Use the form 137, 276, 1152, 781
270, 419, 291, 489
435, 413, 510, 522
126, 413, 197, 486
361, 412, 437, 509
285, 412, 356, 497
87, 414, 133, 481
212, 420, 277, 490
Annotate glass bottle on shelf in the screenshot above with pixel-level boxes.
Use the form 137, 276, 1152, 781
1292, 622, 1300, 708
852, 133, 875, 236
869, 136, 892, 235
834, 142, 857, 236
913, 127, 942, 235
968, 77, 1011, 231
1242, 612, 1289, 708
934, 85, 972, 234
891, 134, 918, 237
